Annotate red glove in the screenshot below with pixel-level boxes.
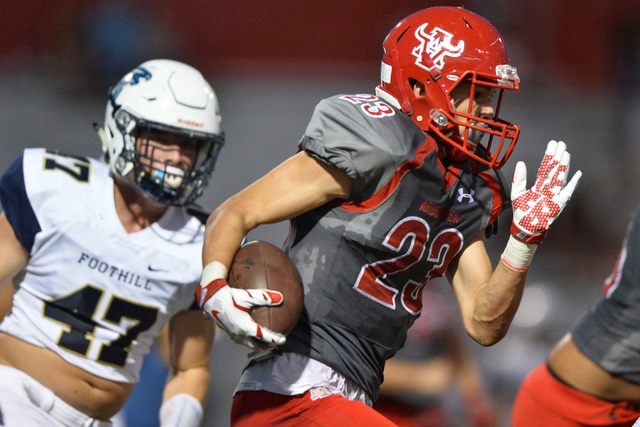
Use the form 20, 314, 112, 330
195, 261, 285, 350
510, 140, 581, 244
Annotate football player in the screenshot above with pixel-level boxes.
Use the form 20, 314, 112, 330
511, 205, 640, 426
0, 59, 224, 426
196, 6, 581, 426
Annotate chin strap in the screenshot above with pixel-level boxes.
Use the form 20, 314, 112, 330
390, 49, 413, 115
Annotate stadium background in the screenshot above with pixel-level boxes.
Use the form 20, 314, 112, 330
1, 0, 639, 425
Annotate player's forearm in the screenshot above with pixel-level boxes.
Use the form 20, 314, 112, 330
202, 199, 250, 268
162, 365, 210, 405
469, 261, 527, 346
160, 367, 208, 427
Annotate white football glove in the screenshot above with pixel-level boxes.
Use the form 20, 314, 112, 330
195, 262, 286, 350
510, 140, 582, 244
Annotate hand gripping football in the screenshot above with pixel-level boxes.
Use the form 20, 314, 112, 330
227, 241, 303, 335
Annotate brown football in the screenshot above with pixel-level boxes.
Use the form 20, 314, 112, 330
227, 240, 303, 335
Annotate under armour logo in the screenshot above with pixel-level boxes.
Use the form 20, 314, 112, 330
457, 188, 475, 203
412, 23, 464, 72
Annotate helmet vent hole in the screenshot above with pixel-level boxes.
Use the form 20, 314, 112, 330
395, 26, 410, 44
461, 17, 473, 29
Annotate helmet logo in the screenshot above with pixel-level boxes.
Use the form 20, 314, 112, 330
177, 118, 205, 128
110, 67, 152, 101
412, 23, 464, 72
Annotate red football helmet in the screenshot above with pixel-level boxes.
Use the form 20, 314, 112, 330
375, 7, 520, 168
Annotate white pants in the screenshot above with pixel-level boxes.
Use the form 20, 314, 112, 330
0, 365, 112, 427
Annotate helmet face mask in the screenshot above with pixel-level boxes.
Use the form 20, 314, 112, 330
117, 115, 223, 205
375, 7, 520, 168
101, 59, 224, 206
430, 72, 520, 166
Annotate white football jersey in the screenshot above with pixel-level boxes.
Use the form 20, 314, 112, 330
0, 148, 206, 383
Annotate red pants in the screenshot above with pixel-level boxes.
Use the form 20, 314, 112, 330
511, 362, 640, 427
231, 390, 398, 427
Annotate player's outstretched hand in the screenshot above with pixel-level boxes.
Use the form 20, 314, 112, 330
510, 140, 581, 244
195, 276, 286, 350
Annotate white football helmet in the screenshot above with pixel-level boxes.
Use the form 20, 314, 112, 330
98, 59, 224, 206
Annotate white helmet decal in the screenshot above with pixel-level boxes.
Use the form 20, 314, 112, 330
110, 67, 152, 101
412, 23, 465, 72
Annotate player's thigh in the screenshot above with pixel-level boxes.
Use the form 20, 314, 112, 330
0, 400, 57, 427
232, 390, 397, 427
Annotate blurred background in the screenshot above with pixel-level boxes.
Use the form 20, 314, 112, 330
1, 0, 639, 425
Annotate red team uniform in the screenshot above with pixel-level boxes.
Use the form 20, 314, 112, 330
232, 92, 509, 409
512, 207, 640, 426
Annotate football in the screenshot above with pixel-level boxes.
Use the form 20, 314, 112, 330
227, 240, 303, 335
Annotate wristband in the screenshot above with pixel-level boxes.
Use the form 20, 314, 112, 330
159, 393, 203, 427
200, 261, 228, 288
500, 235, 537, 271
510, 222, 547, 245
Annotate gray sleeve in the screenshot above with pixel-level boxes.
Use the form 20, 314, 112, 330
298, 96, 406, 201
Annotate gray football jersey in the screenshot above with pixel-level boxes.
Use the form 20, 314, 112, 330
261, 94, 509, 400
572, 206, 640, 384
